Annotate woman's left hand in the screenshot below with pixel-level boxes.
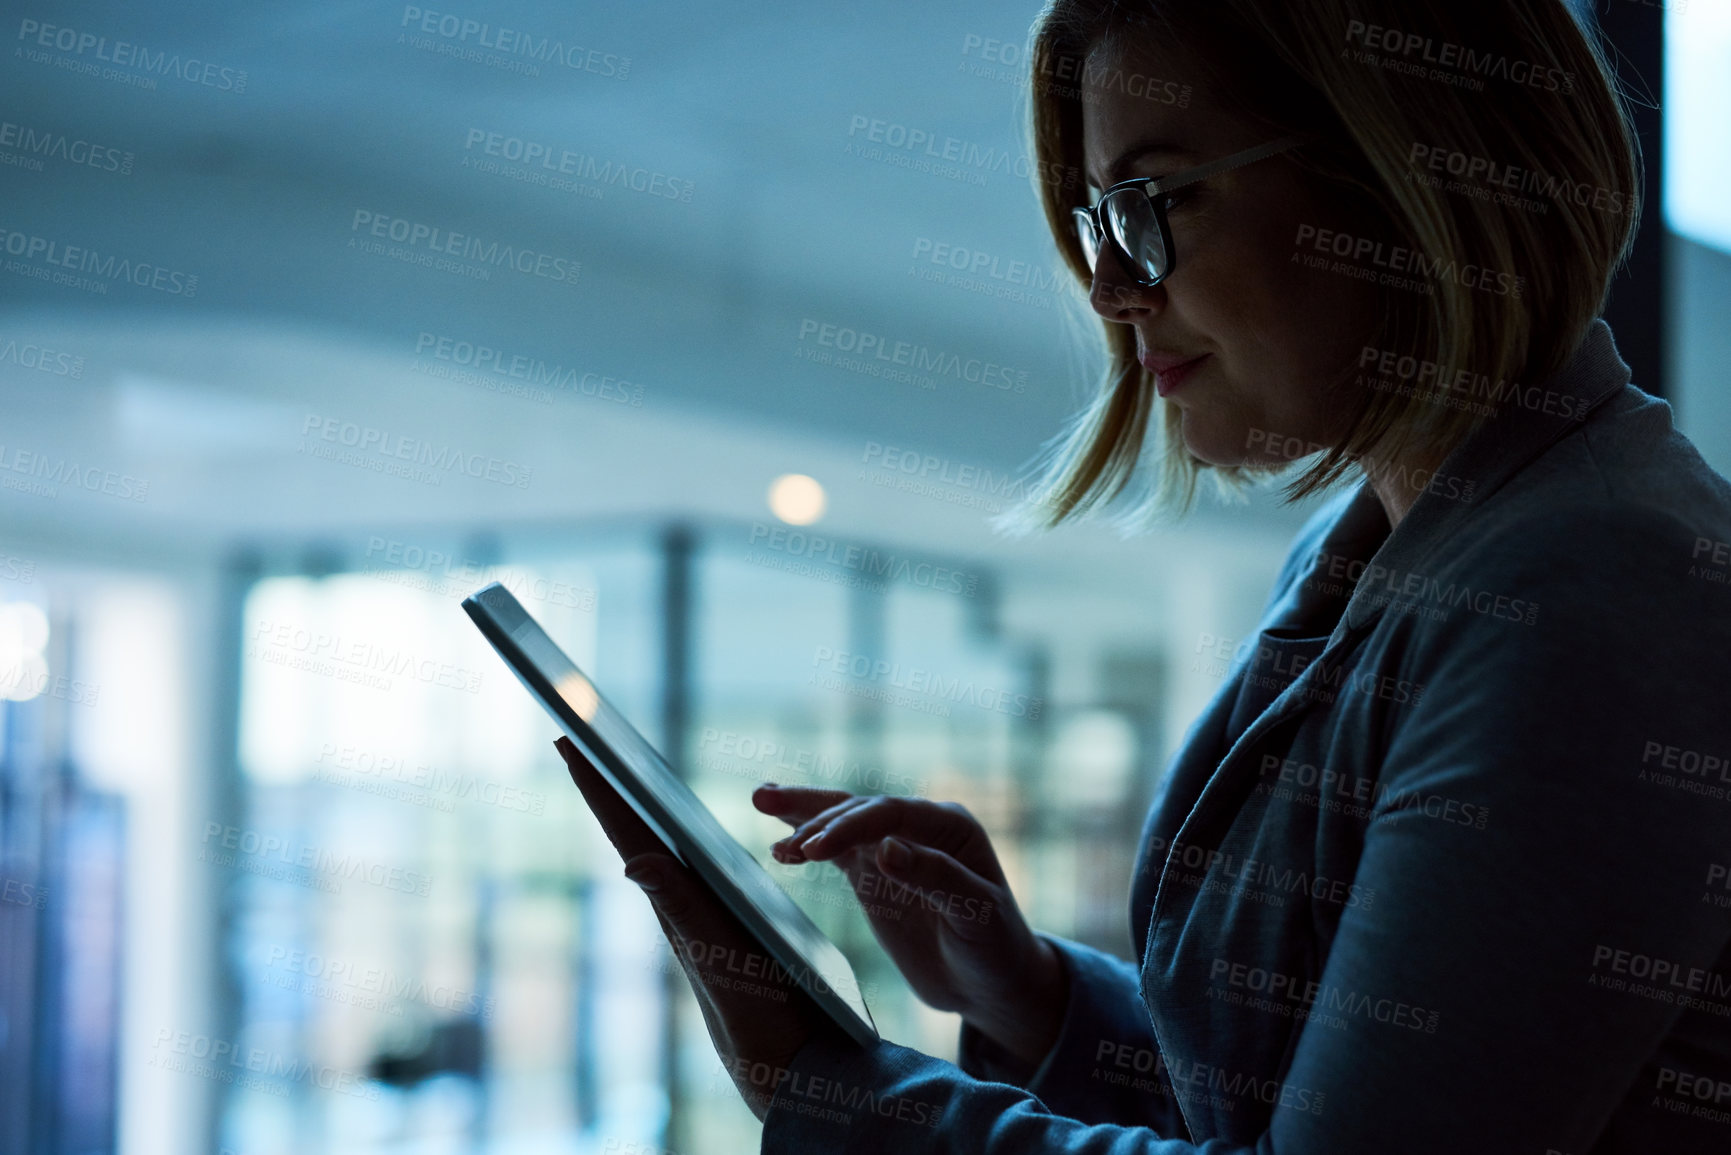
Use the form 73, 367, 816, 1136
556, 736, 824, 1121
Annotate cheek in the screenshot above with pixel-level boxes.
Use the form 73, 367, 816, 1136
1160, 190, 1379, 449
1176, 250, 1318, 414
1214, 217, 1377, 406
1261, 194, 1384, 361
1170, 203, 1310, 347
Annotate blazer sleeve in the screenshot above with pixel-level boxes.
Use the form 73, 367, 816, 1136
954, 935, 1189, 1138
759, 504, 1731, 1154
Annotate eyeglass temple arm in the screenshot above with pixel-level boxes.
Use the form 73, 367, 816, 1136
1145, 134, 1311, 197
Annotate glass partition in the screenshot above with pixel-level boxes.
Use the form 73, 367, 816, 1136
217, 521, 1159, 1153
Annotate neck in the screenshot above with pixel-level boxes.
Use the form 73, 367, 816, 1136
1362, 447, 1449, 531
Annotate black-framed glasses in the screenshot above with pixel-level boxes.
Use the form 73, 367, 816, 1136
1072, 134, 1310, 288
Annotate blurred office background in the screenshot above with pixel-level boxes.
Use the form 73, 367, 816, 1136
1, 1, 1726, 1152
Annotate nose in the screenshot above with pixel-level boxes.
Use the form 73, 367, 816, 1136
1087, 243, 1164, 322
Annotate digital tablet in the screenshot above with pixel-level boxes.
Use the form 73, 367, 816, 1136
461, 581, 878, 1047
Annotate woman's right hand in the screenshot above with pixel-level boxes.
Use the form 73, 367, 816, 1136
753, 785, 1067, 1066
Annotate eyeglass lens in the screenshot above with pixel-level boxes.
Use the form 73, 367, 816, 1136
1074, 193, 1170, 285
1073, 207, 1100, 271
1103, 189, 1169, 283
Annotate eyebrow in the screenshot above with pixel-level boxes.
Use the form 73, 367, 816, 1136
1090, 141, 1195, 190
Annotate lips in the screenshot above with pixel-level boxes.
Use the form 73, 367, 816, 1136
1139, 350, 1211, 397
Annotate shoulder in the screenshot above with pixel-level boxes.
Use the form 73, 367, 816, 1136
1418, 401, 1731, 631
1369, 491, 1731, 812
1371, 516, 1731, 777
1365, 424, 1731, 718
1453, 496, 1709, 588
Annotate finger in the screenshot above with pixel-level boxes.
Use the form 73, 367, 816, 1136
628, 851, 795, 1009
658, 925, 740, 1066
790, 796, 961, 863
647, 899, 730, 1031
752, 784, 856, 822
626, 852, 753, 975
557, 736, 664, 862
873, 838, 1000, 935
770, 796, 874, 861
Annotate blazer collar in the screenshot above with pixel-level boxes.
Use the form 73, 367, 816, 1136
1200, 321, 1636, 773
1149, 320, 1634, 935
1334, 319, 1634, 637
1152, 322, 1638, 928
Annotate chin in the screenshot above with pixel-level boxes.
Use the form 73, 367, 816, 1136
1176, 412, 1255, 469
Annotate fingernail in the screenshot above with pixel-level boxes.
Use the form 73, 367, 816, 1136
881, 837, 911, 869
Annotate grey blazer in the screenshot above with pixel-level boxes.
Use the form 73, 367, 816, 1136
761, 319, 1731, 1153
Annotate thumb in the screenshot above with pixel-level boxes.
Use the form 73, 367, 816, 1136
874, 838, 999, 930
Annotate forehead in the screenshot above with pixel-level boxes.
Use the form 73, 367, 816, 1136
1074, 36, 1216, 184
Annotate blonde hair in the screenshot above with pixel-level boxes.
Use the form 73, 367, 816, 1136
1006, 0, 1641, 531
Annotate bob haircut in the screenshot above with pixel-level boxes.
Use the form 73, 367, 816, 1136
1008, 0, 1641, 531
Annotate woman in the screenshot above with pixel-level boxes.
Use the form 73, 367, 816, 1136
561, 0, 1731, 1149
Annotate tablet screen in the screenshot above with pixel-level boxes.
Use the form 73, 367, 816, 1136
462, 582, 877, 1045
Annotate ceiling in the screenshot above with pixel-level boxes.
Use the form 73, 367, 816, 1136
0, 0, 1345, 607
